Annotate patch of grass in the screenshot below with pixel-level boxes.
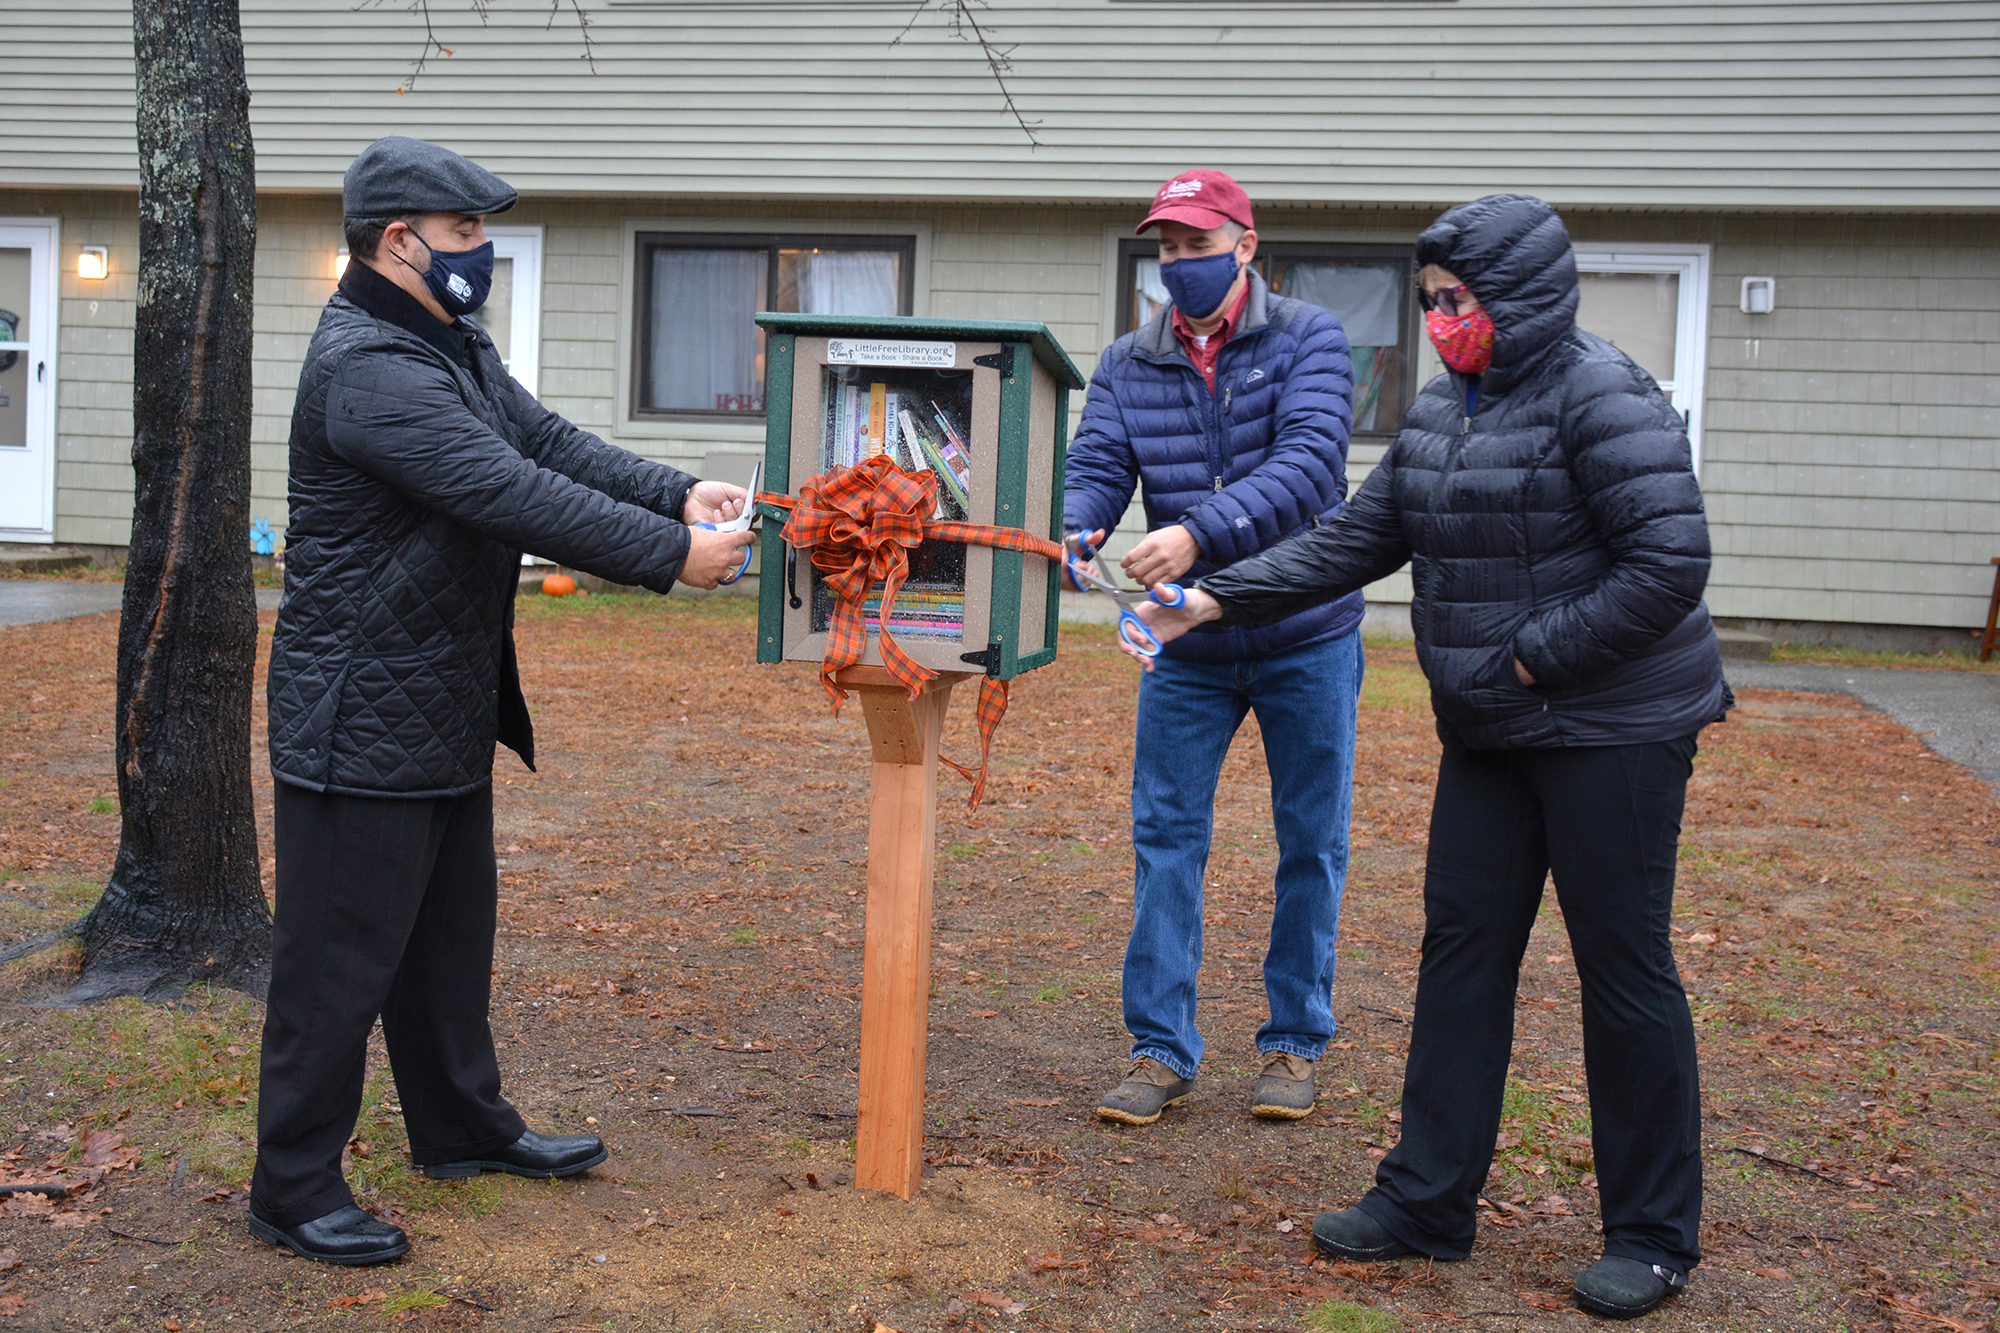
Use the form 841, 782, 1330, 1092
88, 796, 118, 815
381, 1288, 450, 1315
1492, 1077, 1594, 1185
1035, 983, 1063, 1003
729, 926, 758, 944
1305, 1300, 1399, 1332
1769, 642, 1997, 673
946, 843, 981, 857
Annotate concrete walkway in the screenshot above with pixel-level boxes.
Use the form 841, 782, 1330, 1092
0, 580, 280, 628
1724, 659, 2000, 793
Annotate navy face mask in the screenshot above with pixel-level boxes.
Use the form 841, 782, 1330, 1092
400, 230, 495, 318
1159, 250, 1241, 320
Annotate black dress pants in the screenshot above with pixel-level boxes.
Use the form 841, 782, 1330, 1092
1358, 733, 1703, 1273
251, 781, 526, 1227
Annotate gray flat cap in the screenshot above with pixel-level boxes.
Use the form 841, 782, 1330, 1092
343, 136, 517, 218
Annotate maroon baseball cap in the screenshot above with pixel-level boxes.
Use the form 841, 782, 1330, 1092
1136, 169, 1255, 235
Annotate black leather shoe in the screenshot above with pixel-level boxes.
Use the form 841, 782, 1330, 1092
248, 1205, 410, 1266
1574, 1256, 1688, 1319
1311, 1206, 1416, 1261
422, 1129, 607, 1180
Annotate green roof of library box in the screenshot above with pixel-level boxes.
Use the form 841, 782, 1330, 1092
753, 314, 1086, 391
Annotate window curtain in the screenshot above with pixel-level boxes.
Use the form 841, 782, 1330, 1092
1131, 257, 1169, 331
798, 251, 899, 317
648, 249, 764, 412
1274, 262, 1404, 431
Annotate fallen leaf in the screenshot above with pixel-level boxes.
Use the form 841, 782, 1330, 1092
0, 1252, 15, 1273
163, 1321, 182, 1332
48, 1211, 95, 1229
325, 1288, 388, 1309
1276, 1218, 1296, 1233
1520, 1291, 1567, 1312
1753, 1267, 1792, 1280
972, 1010, 998, 1019
970, 1290, 1012, 1309
0, 1293, 26, 1317
78, 1130, 140, 1171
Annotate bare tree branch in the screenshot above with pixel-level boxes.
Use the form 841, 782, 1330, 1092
546, 0, 597, 73
895, 0, 1042, 147
357, 0, 596, 91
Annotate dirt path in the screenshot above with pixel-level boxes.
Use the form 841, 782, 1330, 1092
0, 596, 1995, 1332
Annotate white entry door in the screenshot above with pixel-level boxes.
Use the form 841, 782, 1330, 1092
1573, 245, 1712, 472
476, 225, 543, 396
0, 221, 57, 539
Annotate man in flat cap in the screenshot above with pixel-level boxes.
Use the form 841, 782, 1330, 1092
249, 137, 754, 1265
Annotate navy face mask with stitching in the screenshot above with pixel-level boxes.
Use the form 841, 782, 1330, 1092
400, 231, 495, 318
1159, 251, 1241, 320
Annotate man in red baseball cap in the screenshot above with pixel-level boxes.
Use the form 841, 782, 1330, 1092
1063, 168, 1364, 1131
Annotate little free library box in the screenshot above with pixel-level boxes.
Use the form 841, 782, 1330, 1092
749, 314, 1085, 1201
753, 314, 1086, 681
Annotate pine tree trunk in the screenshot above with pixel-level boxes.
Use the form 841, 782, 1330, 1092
71, 0, 269, 999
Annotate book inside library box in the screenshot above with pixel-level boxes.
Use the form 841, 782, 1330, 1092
754, 316, 1085, 682
812, 365, 977, 640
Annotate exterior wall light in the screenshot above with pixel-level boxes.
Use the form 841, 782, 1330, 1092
77, 246, 109, 280
1740, 276, 1775, 315
335, 249, 350, 279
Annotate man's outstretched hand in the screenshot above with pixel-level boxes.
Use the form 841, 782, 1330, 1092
678, 526, 755, 590
1121, 523, 1200, 588
1123, 589, 1224, 671
683, 480, 750, 527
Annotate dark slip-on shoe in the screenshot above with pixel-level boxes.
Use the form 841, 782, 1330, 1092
248, 1205, 410, 1266
1573, 1256, 1689, 1319
1311, 1207, 1416, 1262
422, 1129, 608, 1180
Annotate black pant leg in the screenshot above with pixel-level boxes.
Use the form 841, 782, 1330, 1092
381, 785, 525, 1164
253, 784, 444, 1227
1361, 737, 1551, 1258
1533, 737, 1703, 1273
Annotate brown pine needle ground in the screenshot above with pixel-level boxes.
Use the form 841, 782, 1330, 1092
0, 594, 1994, 1331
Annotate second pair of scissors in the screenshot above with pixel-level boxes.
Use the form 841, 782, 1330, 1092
1064, 541, 1187, 658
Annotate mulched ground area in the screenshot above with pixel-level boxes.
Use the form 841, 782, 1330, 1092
0, 593, 1995, 1333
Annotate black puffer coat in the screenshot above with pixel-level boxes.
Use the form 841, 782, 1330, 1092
268, 262, 696, 798
1197, 195, 1729, 749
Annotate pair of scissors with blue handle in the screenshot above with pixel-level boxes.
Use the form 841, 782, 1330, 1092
1064, 539, 1187, 658
691, 461, 760, 585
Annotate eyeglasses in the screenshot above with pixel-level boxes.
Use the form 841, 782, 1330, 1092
1420, 284, 1475, 314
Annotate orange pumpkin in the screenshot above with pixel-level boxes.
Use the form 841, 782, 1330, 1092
541, 573, 577, 597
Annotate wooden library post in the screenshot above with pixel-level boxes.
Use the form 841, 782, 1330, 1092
833, 664, 969, 1199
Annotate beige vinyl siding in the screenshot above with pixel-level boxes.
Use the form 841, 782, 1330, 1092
13, 190, 1995, 633
6, 0, 1998, 209
1695, 214, 1999, 630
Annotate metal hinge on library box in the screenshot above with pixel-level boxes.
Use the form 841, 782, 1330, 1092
753, 315, 1086, 681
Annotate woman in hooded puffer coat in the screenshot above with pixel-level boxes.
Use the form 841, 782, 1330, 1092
1130, 194, 1729, 1320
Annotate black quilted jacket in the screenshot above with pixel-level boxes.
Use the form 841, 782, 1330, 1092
268, 262, 697, 798
1197, 194, 1730, 749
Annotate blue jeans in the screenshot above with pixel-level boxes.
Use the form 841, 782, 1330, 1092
1123, 629, 1363, 1079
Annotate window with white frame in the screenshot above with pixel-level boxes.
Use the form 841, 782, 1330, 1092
1572, 245, 1710, 471
474, 225, 543, 396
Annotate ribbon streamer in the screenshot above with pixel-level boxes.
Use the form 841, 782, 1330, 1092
755, 454, 1063, 808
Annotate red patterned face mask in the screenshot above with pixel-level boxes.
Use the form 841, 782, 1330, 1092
1425, 308, 1495, 375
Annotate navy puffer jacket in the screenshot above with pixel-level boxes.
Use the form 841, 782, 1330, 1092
1063, 270, 1365, 664
1197, 195, 1730, 748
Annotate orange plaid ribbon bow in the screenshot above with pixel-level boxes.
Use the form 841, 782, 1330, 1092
755, 453, 1064, 808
